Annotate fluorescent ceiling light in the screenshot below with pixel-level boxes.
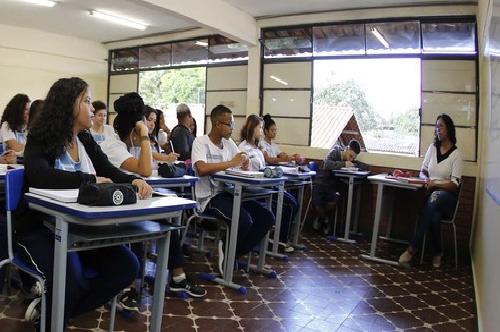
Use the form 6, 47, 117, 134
23, 0, 56, 7
195, 41, 208, 47
89, 10, 147, 31
371, 28, 389, 49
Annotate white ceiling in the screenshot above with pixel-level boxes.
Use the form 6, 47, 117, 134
0, 0, 476, 43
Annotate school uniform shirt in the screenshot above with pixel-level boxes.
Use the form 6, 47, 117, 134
54, 137, 96, 174
191, 135, 240, 211
259, 139, 281, 158
90, 125, 118, 144
0, 122, 27, 150
238, 140, 266, 171
99, 138, 134, 169
129, 142, 158, 170
422, 143, 463, 187
157, 129, 168, 148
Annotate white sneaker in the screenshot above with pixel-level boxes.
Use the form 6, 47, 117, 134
284, 244, 295, 253
25, 297, 41, 322
217, 240, 224, 276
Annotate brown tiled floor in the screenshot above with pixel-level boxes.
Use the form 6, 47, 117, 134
0, 233, 477, 331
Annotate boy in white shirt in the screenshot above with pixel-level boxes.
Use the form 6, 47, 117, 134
191, 105, 275, 274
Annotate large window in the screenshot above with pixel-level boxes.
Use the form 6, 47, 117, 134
139, 68, 206, 135
312, 59, 421, 155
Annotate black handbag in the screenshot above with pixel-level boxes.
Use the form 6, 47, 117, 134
77, 183, 137, 206
158, 162, 186, 178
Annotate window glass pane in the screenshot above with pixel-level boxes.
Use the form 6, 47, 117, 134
313, 24, 365, 56
366, 22, 420, 54
263, 62, 311, 89
111, 49, 139, 72
313, 58, 421, 155
208, 36, 248, 63
139, 68, 206, 136
139, 44, 171, 69
171, 40, 208, 66
263, 28, 312, 58
422, 22, 476, 54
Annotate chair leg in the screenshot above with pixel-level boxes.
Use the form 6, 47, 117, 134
420, 233, 426, 264
452, 223, 458, 269
40, 292, 46, 332
180, 215, 196, 246
332, 205, 338, 238
108, 295, 117, 332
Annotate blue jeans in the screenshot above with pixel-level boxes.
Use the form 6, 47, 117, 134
410, 190, 458, 255
206, 193, 275, 257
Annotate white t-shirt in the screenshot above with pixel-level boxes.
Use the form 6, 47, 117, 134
238, 140, 266, 171
259, 139, 281, 158
191, 135, 240, 211
422, 143, 463, 187
90, 125, 118, 144
99, 138, 134, 169
129, 142, 158, 170
157, 130, 169, 148
54, 137, 96, 174
0, 122, 27, 150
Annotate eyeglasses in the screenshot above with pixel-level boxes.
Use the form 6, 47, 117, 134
219, 121, 235, 129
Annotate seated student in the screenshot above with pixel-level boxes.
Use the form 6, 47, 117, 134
17, 77, 149, 330
28, 99, 44, 129
89, 101, 117, 143
311, 139, 361, 235
238, 115, 297, 253
192, 105, 275, 274
144, 107, 178, 166
190, 116, 197, 137
0, 93, 30, 153
399, 114, 463, 268
170, 103, 195, 161
154, 109, 170, 151
260, 114, 301, 164
108, 92, 206, 303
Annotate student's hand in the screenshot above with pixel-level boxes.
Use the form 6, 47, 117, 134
96, 176, 113, 184
345, 161, 355, 168
1, 150, 17, 164
425, 180, 436, 191
241, 158, 249, 170
164, 152, 179, 162
132, 179, 153, 199
231, 152, 247, 168
134, 121, 149, 137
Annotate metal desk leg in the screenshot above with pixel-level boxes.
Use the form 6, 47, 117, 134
379, 188, 409, 245
361, 184, 398, 266
350, 184, 363, 236
337, 176, 356, 244
291, 182, 307, 250
52, 216, 68, 332
268, 183, 287, 260
150, 231, 171, 332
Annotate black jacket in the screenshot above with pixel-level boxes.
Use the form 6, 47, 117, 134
14, 131, 139, 235
170, 124, 194, 161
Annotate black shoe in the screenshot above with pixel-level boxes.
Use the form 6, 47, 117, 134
170, 278, 207, 298
117, 288, 140, 312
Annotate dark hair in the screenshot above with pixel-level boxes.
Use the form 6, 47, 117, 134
1, 93, 30, 132
176, 103, 191, 121
28, 77, 88, 159
144, 106, 160, 150
113, 92, 145, 141
210, 104, 232, 122
262, 114, 276, 133
28, 99, 44, 129
153, 108, 163, 139
348, 139, 361, 155
190, 117, 197, 137
240, 115, 263, 147
92, 100, 106, 112
435, 113, 457, 146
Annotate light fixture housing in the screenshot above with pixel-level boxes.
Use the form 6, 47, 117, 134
89, 10, 147, 31
23, 0, 57, 7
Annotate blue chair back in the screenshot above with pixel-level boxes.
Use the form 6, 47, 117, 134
5, 168, 24, 212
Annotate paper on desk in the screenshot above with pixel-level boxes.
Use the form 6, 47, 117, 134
29, 188, 79, 203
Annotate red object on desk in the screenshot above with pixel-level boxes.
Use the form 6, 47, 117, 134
385, 175, 428, 185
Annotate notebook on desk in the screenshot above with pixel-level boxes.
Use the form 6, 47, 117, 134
29, 188, 79, 203
224, 169, 264, 178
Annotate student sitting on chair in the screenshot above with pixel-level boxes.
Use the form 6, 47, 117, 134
0, 93, 30, 154
238, 114, 297, 253
89, 101, 118, 144
170, 103, 195, 161
192, 105, 275, 275
153, 108, 171, 152
260, 114, 302, 164
311, 139, 361, 235
104, 92, 206, 306
144, 106, 179, 166
399, 114, 463, 268
18, 77, 150, 331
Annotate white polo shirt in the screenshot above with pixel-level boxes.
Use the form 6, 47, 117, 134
191, 135, 240, 211
238, 140, 266, 171
259, 139, 281, 158
0, 122, 27, 150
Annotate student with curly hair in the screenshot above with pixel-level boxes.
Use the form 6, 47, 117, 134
17, 77, 151, 331
0, 93, 30, 152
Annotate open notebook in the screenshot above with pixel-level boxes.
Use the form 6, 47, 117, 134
29, 188, 79, 203
224, 169, 264, 178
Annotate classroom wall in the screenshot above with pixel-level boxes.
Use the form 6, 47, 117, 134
0, 24, 108, 113
472, 0, 500, 331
